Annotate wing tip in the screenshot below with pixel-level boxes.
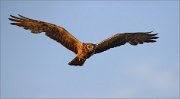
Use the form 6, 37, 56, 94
148, 31, 159, 38
10, 15, 13, 17
8, 17, 21, 22
10, 23, 17, 25
18, 14, 29, 19
9, 14, 29, 19
147, 31, 153, 33
18, 14, 23, 17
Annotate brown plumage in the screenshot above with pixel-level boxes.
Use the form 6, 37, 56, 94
9, 15, 159, 66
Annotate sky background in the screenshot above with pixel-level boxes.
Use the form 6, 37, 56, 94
0, 0, 179, 98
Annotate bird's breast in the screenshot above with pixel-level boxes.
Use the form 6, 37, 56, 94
77, 45, 94, 59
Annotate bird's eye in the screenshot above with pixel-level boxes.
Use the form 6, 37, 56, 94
87, 45, 93, 49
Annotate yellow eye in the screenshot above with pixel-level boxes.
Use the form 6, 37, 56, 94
87, 45, 93, 49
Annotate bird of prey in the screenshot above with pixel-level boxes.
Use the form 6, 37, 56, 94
9, 15, 159, 66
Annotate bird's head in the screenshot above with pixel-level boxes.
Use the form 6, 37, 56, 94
85, 43, 96, 51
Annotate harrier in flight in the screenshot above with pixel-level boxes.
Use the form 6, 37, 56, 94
9, 15, 158, 66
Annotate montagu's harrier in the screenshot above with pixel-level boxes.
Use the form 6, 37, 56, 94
9, 15, 159, 66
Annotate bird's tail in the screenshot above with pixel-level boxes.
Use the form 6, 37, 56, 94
68, 56, 86, 66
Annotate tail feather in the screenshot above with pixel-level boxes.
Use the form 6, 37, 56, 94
68, 56, 86, 66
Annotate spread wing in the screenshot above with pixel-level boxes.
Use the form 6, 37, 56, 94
9, 15, 81, 54
95, 31, 158, 54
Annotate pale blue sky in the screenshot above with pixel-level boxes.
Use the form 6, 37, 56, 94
1, 1, 179, 98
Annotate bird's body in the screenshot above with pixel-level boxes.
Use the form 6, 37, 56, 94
9, 15, 159, 66
69, 43, 96, 66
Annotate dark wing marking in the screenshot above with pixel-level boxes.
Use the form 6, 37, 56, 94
95, 31, 158, 54
9, 15, 81, 54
